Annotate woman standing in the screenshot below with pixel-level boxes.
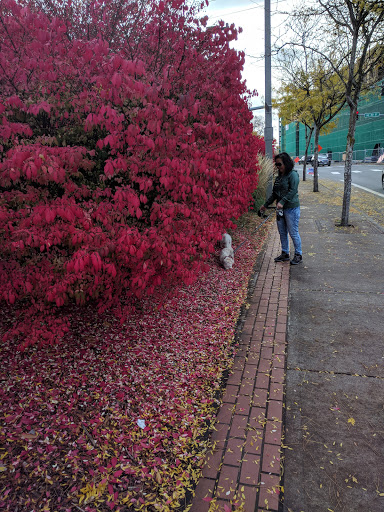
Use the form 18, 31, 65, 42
259, 152, 303, 265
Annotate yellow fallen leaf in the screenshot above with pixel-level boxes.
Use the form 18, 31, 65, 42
348, 417, 356, 426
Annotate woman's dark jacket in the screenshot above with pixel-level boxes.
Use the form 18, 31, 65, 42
263, 168, 300, 209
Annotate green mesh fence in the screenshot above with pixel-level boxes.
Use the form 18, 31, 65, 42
281, 90, 384, 162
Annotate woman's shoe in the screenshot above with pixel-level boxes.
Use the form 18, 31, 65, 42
274, 252, 290, 262
290, 254, 303, 265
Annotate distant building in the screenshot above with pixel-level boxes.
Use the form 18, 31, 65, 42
280, 83, 384, 162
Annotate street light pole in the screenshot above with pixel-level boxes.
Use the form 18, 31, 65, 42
264, 0, 273, 197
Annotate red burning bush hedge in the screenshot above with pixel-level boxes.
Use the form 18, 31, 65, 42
0, 0, 261, 349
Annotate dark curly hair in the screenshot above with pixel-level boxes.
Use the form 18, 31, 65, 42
274, 152, 294, 173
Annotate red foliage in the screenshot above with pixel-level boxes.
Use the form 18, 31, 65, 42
0, 217, 270, 511
0, 0, 263, 348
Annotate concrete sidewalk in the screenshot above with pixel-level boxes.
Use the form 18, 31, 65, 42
190, 179, 384, 512
284, 180, 384, 512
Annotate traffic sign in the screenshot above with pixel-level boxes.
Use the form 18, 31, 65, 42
364, 112, 380, 118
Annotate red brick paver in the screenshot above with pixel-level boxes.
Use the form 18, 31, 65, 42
190, 225, 289, 512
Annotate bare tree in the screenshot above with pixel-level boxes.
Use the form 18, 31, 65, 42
252, 114, 265, 136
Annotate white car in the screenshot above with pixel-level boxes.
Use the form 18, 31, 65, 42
298, 154, 313, 164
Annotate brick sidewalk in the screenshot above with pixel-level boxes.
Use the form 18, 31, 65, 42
190, 225, 289, 512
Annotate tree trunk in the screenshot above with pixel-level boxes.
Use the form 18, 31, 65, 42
313, 124, 319, 192
303, 126, 308, 181
303, 125, 314, 181
341, 107, 357, 226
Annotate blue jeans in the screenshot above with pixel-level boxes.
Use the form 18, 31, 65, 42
277, 207, 302, 255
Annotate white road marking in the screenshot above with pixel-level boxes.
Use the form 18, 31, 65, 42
351, 183, 384, 198
352, 170, 362, 173
371, 169, 383, 172
331, 171, 341, 174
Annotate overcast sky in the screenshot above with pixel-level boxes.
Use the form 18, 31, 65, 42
202, 0, 292, 141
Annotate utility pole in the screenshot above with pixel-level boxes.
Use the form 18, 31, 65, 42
264, 0, 273, 197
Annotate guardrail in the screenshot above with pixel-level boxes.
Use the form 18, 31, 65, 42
324, 148, 384, 163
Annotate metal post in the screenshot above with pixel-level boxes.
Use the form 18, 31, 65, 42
264, 0, 273, 198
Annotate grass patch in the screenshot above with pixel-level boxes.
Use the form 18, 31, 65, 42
252, 153, 276, 211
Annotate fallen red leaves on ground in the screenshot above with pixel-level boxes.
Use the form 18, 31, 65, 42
0, 215, 270, 511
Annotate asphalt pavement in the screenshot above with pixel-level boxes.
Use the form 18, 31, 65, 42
300, 162, 384, 196
283, 178, 384, 512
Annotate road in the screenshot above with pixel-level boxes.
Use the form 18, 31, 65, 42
300, 162, 384, 197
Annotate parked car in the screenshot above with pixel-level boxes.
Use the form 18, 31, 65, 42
298, 154, 331, 166
317, 154, 331, 166
298, 154, 313, 164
